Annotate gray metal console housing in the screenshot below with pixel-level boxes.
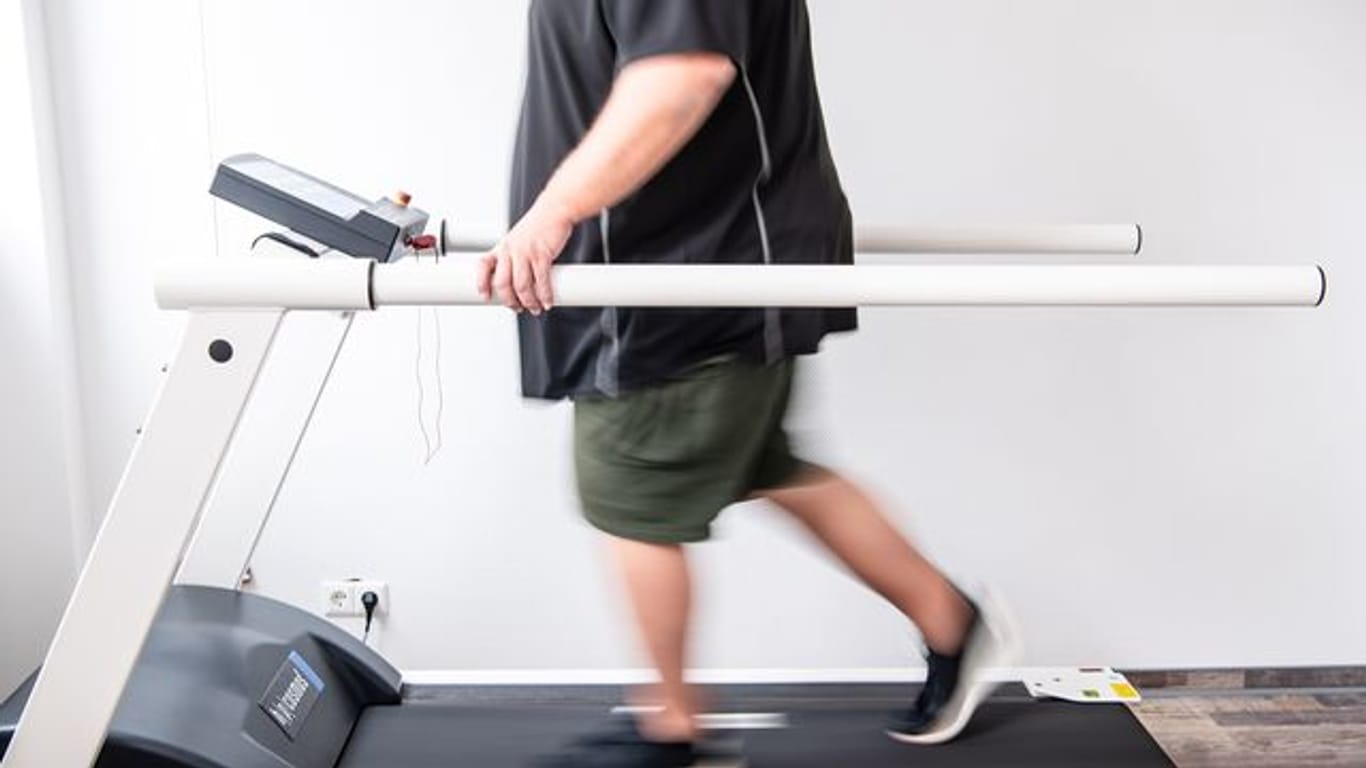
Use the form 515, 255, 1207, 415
210, 153, 428, 262
0, 586, 401, 767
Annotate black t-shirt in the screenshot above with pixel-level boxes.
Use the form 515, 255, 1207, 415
512, 0, 857, 400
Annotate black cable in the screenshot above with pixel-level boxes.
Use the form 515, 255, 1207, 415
251, 231, 320, 258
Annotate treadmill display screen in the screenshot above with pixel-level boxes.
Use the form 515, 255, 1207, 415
229, 157, 368, 220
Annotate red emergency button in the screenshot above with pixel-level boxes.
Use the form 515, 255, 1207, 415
394, 191, 412, 207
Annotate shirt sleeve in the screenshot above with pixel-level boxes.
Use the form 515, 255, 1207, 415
600, 0, 751, 68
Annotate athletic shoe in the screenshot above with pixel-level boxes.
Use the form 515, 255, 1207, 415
886, 588, 1023, 745
529, 716, 744, 768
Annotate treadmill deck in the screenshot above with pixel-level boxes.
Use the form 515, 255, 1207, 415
338, 685, 1172, 767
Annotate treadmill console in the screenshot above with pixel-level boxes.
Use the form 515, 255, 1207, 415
210, 153, 429, 262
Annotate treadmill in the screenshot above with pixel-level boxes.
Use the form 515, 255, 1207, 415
0, 155, 1181, 766
0, 585, 1169, 766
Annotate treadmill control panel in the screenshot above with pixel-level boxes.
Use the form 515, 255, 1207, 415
210, 153, 429, 262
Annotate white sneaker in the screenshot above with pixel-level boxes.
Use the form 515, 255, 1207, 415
886, 588, 1024, 745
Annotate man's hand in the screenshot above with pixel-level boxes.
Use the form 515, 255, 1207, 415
477, 200, 576, 315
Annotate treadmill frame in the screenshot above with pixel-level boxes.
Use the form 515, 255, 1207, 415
2, 243, 1327, 766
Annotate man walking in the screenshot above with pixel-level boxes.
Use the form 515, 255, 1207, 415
476, 3, 1020, 765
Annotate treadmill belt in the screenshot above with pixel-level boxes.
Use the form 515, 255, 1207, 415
746, 702, 1170, 767
339, 689, 1172, 767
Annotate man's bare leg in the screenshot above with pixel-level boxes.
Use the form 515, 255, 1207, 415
608, 537, 701, 743
760, 468, 974, 654
607, 469, 977, 745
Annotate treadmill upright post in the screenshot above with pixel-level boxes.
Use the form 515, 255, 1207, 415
176, 311, 356, 589
2, 311, 285, 768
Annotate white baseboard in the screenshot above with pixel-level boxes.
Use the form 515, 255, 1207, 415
401, 667, 1039, 686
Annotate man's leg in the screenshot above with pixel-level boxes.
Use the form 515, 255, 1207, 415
607, 536, 701, 743
760, 468, 973, 655
760, 465, 1023, 744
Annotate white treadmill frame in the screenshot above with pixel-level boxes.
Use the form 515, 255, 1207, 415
4, 310, 286, 768
2, 247, 1326, 767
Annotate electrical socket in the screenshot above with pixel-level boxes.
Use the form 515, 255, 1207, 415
320, 579, 387, 618
321, 580, 356, 616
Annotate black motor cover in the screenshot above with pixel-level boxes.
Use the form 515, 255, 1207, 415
0, 585, 401, 767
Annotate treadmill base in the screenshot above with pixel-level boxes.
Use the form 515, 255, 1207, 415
339, 686, 1172, 767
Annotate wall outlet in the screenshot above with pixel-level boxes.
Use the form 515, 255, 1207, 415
320, 579, 388, 618
321, 580, 357, 616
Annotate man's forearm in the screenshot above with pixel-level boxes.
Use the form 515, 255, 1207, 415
532, 53, 738, 225
480, 52, 737, 312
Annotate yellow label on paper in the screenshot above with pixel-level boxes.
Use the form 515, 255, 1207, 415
1110, 682, 1139, 700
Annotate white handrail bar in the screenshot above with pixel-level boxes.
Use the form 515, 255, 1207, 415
155, 259, 1326, 311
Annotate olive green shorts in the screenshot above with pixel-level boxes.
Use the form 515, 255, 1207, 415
573, 356, 807, 544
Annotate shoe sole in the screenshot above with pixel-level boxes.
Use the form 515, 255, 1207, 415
885, 588, 1024, 746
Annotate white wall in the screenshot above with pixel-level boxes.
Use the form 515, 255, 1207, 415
40, 0, 207, 520
33, 0, 1366, 678
804, 0, 1366, 669
0, 1, 77, 696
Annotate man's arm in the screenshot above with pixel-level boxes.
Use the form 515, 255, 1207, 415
478, 53, 738, 314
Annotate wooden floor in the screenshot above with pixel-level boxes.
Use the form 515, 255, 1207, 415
1130, 686, 1366, 766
